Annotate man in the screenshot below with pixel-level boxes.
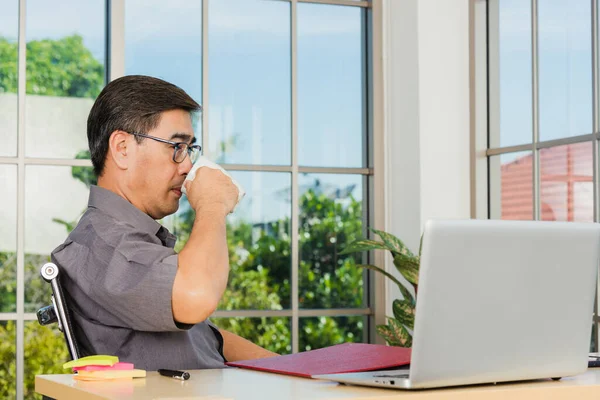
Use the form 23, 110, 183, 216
51, 75, 277, 370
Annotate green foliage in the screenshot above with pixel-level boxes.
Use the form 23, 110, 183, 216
0, 252, 17, 312
0, 321, 69, 400
0, 38, 17, 93
0, 252, 52, 314
72, 150, 96, 187
298, 190, 363, 310
0, 35, 103, 98
342, 229, 422, 347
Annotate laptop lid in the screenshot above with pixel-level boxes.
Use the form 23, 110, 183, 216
409, 219, 600, 388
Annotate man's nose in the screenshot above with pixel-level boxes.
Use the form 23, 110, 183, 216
180, 153, 194, 174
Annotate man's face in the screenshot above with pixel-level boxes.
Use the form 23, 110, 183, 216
127, 109, 195, 220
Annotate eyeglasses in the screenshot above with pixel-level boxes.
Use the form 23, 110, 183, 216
127, 132, 202, 164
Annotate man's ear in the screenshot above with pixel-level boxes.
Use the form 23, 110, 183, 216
108, 130, 131, 170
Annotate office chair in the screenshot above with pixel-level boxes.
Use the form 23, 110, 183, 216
36, 262, 81, 361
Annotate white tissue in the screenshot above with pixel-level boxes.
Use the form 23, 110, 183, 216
181, 156, 246, 213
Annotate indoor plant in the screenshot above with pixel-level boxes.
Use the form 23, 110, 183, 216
340, 229, 421, 347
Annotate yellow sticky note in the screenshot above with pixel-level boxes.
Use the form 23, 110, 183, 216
63, 355, 119, 370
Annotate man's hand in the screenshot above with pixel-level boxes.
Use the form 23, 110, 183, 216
184, 167, 239, 216
173, 167, 239, 324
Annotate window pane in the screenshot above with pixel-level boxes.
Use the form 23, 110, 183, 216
539, 0, 592, 141
25, 166, 92, 312
540, 142, 593, 221
298, 4, 365, 168
24, 320, 69, 399
0, 321, 16, 399
490, 152, 533, 220
299, 316, 365, 352
211, 317, 291, 355
299, 174, 364, 309
25, 0, 105, 159
174, 172, 291, 310
0, 165, 17, 312
125, 0, 202, 134
0, 0, 18, 157
209, 0, 291, 165
491, 0, 532, 148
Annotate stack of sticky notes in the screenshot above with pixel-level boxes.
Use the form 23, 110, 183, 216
63, 355, 146, 381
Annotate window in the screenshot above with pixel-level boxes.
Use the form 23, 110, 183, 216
0, 0, 106, 397
487, 0, 598, 350
0, 1, 375, 398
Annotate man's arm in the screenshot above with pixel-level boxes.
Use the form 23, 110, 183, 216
172, 167, 239, 324
172, 210, 229, 324
220, 329, 279, 362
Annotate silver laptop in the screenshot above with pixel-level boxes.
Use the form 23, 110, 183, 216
315, 219, 600, 389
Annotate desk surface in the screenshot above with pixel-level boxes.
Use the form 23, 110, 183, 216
36, 368, 600, 400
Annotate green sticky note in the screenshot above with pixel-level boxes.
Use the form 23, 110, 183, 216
63, 355, 119, 370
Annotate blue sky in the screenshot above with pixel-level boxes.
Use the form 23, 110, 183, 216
498, 0, 593, 147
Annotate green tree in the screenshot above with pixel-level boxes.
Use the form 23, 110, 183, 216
0, 321, 69, 400
0, 35, 103, 98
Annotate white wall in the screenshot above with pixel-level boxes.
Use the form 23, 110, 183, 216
382, 0, 471, 307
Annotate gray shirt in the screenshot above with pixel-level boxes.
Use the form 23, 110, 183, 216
51, 185, 226, 371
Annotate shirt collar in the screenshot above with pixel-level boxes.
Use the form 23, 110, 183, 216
88, 185, 166, 238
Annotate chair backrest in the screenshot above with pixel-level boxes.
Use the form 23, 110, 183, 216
37, 262, 81, 360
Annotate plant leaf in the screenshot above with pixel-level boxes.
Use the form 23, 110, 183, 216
418, 233, 424, 258
393, 253, 419, 286
339, 239, 390, 255
387, 317, 412, 347
392, 298, 415, 329
376, 324, 402, 347
355, 264, 415, 304
355, 264, 401, 287
370, 228, 414, 257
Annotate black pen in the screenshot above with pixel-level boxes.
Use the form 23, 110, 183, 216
158, 369, 190, 380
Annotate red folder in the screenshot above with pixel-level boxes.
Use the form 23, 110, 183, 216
225, 343, 411, 378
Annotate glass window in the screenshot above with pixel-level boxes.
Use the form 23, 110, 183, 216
208, 0, 291, 165
25, 166, 92, 312
24, 321, 69, 398
125, 0, 202, 134
174, 172, 292, 310
0, 0, 18, 157
490, 152, 533, 220
540, 142, 593, 222
299, 316, 365, 352
0, 321, 16, 399
539, 0, 592, 141
491, 0, 532, 148
298, 4, 365, 168
0, 165, 17, 313
298, 174, 365, 309
212, 317, 291, 355
25, 0, 105, 159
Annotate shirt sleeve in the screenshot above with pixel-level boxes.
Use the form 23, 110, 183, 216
53, 225, 192, 332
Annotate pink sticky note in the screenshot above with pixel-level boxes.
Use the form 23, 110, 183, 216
73, 362, 134, 372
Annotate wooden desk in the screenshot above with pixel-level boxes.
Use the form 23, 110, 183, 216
36, 368, 600, 400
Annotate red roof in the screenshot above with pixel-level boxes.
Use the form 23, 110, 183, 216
500, 142, 593, 221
